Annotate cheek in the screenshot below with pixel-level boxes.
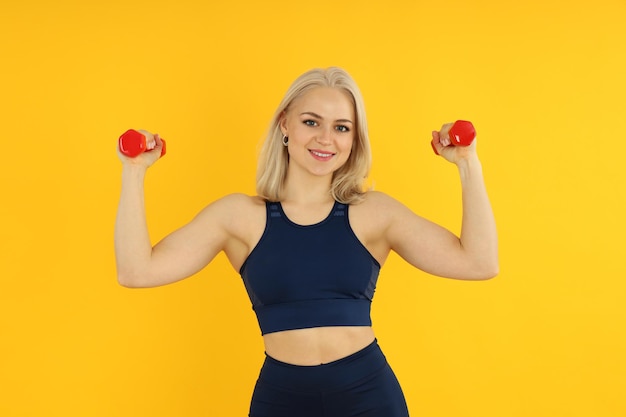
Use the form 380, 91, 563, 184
338, 139, 355, 164
343, 136, 356, 153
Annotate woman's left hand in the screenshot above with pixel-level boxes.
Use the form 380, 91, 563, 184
431, 123, 478, 164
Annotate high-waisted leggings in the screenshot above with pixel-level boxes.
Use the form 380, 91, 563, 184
248, 339, 409, 417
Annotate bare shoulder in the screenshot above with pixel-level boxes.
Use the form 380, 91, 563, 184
360, 190, 400, 205
212, 193, 266, 212
349, 191, 410, 234
353, 190, 408, 218
196, 193, 266, 228
351, 190, 427, 236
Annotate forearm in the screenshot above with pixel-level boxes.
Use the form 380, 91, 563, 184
457, 155, 499, 278
114, 165, 153, 286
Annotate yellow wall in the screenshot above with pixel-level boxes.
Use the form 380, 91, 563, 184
1, 1, 625, 416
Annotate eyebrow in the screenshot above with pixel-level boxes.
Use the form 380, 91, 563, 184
300, 111, 354, 124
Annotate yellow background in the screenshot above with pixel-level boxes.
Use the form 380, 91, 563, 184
1, 0, 625, 416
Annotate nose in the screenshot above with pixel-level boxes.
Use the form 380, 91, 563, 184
316, 127, 333, 146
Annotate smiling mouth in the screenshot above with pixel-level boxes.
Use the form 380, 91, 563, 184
309, 150, 335, 159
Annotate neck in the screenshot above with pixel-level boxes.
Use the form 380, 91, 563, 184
282, 168, 334, 205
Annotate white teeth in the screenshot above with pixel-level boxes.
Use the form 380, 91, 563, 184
311, 151, 333, 158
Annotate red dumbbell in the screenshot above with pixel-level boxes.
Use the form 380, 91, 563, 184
118, 129, 167, 158
431, 120, 475, 155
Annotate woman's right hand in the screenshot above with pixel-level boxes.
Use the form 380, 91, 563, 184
117, 130, 166, 168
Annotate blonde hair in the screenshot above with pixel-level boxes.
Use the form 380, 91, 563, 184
256, 67, 371, 204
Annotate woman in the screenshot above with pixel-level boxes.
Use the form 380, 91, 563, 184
115, 67, 498, 416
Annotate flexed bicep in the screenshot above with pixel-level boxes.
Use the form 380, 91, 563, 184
117, 197, 235, 288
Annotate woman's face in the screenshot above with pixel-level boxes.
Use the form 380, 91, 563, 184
280, 87, 355, 179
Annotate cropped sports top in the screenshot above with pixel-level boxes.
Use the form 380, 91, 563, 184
239, 201, 381, 335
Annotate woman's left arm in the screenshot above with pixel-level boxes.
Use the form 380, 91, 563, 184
453, 152, 499, 279
384, 125, 498, 280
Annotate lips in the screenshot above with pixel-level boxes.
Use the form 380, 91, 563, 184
309, 149, 336, 161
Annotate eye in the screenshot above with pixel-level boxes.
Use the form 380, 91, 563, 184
336, 125, 350, 133
303, 119, 318, 127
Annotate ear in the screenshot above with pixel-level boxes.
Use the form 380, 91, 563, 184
278, 111, 288, 136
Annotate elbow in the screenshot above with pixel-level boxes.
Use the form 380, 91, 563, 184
116, 270, 150, 288
473, 247, 500, 280
117, 275, 140, 288
477, 269, 499, 281
473, 260, 500, 280
117, 279, 142, 289
457, 255, 499, 281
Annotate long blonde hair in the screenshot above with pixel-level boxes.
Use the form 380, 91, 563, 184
256, 67, 371, 204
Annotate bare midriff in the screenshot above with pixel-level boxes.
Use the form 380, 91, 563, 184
262, 326, 376, 366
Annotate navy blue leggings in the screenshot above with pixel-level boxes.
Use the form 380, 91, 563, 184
248, 339, 409, 417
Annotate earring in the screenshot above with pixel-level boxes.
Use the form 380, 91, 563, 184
282, 135, 289, 146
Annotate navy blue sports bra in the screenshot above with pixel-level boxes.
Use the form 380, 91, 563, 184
239, 200, 381, 335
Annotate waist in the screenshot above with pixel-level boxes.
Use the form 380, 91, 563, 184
263, 326, 376, 366
259, 337, 386, 392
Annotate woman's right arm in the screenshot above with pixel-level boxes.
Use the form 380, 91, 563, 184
114, 132, 230, 288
